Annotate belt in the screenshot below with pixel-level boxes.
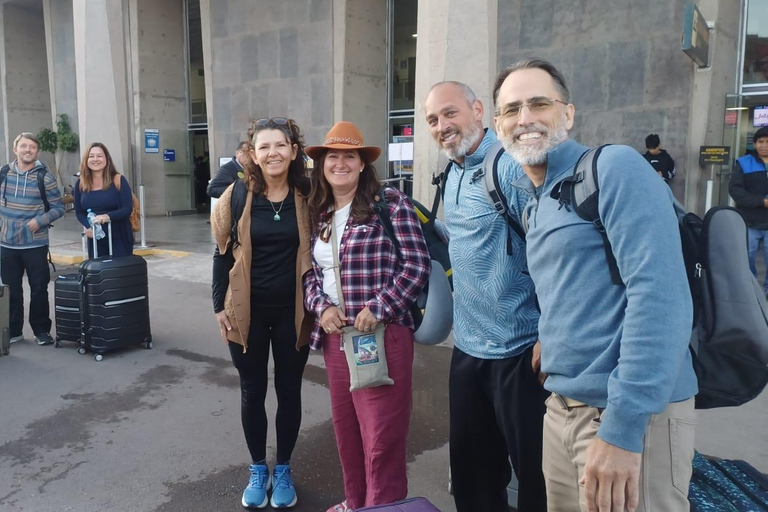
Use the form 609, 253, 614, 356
554, 393, 588, 409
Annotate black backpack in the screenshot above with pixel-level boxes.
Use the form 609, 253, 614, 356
432, 140, 526, 255
555, 145, 768, 409
0, 164, 50, 212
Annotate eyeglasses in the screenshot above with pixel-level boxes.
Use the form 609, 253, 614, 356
495, 98, 568, 119
254, 117, 290, 127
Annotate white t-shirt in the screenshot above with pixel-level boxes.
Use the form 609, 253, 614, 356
313, 202, 352, 306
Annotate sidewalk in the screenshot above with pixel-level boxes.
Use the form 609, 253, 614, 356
49, 210, 214, 264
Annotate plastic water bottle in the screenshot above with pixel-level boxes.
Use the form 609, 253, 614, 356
87, 209, 105, 240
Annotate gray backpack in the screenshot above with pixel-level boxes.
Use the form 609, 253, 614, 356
553, 145, 768, 409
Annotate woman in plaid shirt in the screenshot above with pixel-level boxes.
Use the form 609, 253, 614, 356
303, 122, 431, 512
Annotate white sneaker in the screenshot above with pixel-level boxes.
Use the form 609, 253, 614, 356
10, 335, 24, 344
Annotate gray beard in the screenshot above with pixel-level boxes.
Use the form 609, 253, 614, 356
501, 123, 569, 166
442, 123, 483, 162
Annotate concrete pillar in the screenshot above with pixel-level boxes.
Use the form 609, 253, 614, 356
43, 0, 80, 185
332, 0, 388, 167
683, 0, 741, 214
72, 0, 133, 183
0, 3, 54, 168
129, 0, 189, 215
411, 0, 498, 206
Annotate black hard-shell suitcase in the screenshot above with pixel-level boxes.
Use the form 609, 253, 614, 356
1, 283, 10, 357
78, 223, 153, 361
54, 273, 81, 346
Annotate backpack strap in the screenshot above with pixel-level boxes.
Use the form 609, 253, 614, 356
33, 168, 50, 213
560, 144, 622, 285
229, 179, 248, 249
481, 140, 526, 254
429, 161, 452, 223
0, 165, 9, 207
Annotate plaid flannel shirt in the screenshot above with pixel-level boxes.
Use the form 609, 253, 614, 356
303, 188, 431, 349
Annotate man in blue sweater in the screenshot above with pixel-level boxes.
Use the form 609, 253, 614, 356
493, 60, 698, 512
0, 133, 64, 346
424, 81, 547, 512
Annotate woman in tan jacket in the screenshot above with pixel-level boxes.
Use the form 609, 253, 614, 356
211, 118, 314, 510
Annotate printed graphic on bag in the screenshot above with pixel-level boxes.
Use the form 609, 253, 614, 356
353, 333, 380, 366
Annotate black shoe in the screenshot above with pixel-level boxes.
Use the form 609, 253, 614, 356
35, 333, 54, 346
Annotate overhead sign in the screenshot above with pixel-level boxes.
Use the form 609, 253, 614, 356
144, 129, 159, 153
699, 146, 730, 166
681, 2, 710, 68
163, 149, 176, 162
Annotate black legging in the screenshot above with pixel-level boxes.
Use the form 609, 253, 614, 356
228, 303, 310, 464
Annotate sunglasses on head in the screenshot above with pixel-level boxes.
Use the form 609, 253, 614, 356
255, 117, 290, 127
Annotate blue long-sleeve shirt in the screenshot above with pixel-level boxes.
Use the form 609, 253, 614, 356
514, 139, 698, 453
444, 129, 539, 359
75, 176, 134, 257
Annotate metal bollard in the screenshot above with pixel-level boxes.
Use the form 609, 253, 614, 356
138, 185, 149, 249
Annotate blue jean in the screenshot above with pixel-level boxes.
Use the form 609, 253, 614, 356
747, 227, 768, 295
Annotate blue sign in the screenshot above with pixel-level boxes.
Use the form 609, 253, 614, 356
144, 129, 159, 153
163, 149, 176, 162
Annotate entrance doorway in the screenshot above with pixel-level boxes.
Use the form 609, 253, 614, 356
722, 93, 768, 206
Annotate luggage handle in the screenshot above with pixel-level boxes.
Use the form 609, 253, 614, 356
90, 221, 113, 258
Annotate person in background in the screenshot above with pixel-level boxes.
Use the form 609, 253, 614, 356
303, 121, 430, 512
642, 134, 676, 184
211, 117, 314, 509
208, 141, 251, 198
729, 126, 768, 298
0, 132, 65, 346
74, 142, 134, 258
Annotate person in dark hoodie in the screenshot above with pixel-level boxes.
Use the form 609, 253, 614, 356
642, 134, 676, 183
207, 141, 251, 198
729, 126, 768, 297
0, 132, 65, 346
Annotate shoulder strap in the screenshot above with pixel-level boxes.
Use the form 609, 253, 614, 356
563, 145, 622, 285
375, 187, 398, 250
36, 168, 50, 212
230, 179, 248, 248
0, 165, 9, 185
481, 140, 526, 253
430, 161, 452, 220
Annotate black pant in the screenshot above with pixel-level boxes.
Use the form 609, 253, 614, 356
229, 303, 309, 464
0, 246, 51, 337
449, 345, 549, 512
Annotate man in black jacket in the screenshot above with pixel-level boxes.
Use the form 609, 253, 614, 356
642, 134, 676, 184
729, 126, 768, 297
206, 141, 250, 198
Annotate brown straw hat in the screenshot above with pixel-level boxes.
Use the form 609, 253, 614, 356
305, 121, 382, 162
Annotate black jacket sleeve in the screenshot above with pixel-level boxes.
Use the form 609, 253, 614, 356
729, 161, 766, 208
212, 245, 234, 313
207, 161, 240, 199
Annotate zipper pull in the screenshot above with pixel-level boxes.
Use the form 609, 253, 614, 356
695, 263, 702, 278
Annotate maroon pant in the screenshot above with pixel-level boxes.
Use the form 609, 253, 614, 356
323, 323, 414, 510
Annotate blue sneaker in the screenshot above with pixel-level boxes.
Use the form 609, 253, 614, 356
242, 464, 271, 509
270, 464, 297, 508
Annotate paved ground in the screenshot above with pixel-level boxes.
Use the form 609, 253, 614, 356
0, 211, 766, 511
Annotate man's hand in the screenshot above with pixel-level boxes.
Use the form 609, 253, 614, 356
26, 218, 40, 233
581, 437, 641, 512
215, 311, 232, 343
353, 306, 378, 333
320, 306, 348, 335
531, 340, 547, 385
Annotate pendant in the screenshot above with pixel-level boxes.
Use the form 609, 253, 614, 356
273, 214, 281, 221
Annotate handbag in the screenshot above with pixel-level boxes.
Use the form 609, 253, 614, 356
330, 219, 394, 392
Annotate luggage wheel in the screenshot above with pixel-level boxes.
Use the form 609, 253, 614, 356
78, 347, 87, 355
54, 340, 61, 348
94, 354, 103, 362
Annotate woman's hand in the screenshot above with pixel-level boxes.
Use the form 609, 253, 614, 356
94, 214, 110, 224
353, 307, 378, 334
320, 306, 348, 335
216, 311, 233, 343
84, 228, 94, 239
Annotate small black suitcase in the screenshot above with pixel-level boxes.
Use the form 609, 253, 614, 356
78, 223, 153, 361
1, 283, 10, 357
54, 273, 81, 346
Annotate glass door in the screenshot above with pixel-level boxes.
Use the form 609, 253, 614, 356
722, 92, 768, 206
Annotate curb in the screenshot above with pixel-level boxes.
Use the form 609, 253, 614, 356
50, 248, 192, 266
